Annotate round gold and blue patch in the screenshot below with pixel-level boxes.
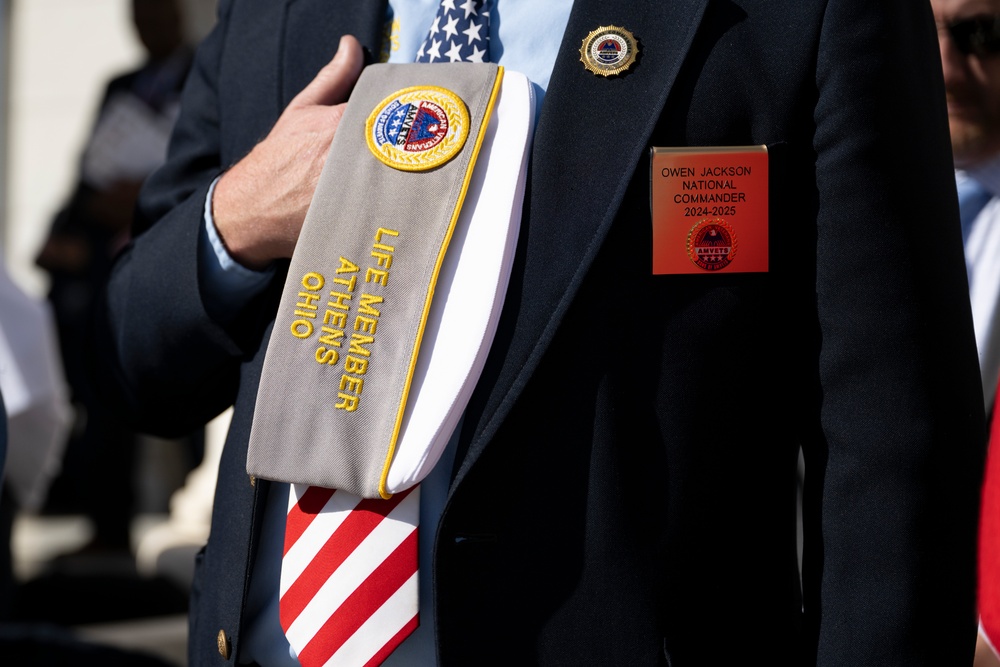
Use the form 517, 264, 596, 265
366, 86, 469, 171
580, 25, 638, 77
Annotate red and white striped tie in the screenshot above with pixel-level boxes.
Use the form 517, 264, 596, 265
279, 483, 420, 667
980, 382, 1000, 652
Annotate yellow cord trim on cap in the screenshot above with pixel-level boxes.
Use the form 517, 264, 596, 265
377, 66, 505, 499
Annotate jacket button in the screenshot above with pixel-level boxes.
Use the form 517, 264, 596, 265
217, 629, 231, 660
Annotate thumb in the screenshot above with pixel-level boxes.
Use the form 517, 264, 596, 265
292, 34, 365, 108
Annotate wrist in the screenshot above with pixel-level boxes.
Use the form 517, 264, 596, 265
211, 160, 291, 270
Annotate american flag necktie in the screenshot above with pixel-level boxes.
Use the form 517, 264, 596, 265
279, 6, 492, 666
416, 0, 491, 64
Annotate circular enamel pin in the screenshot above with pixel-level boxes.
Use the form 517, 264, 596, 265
687, 218, 737, 271
366, 85, 469, 171
580, 25, 638, 77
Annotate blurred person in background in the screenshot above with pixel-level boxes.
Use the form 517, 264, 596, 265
0, 388, 7, 618
932, 0, 1000, 665
35, 0, 192, 555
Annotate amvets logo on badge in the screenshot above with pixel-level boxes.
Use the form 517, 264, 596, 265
687, 218, 737, 271
580, 25, 639, 76
366, 86, 469, 171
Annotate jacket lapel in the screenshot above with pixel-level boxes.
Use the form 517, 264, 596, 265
281, 0, 387, 105
455, 0, 710, 485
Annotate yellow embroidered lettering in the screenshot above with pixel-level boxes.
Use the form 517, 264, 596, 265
323, 310, 347, 327
371, 250, 393, 269
354, 315, 377, 335
335, 257, 359, 274
339, 375, 363, 394
365, 268, 389, 286
322, 240, 397, 413
332, 275, 358, 291
349, 333, 374, 357
319, 327, 344, 347
296, 292, 320, 309
301, 272, 325, 290
328, 291, 353, 310
290, 320, 314, 339
345, 355, 369, 375
291, 275, 324, 329
374, 228, 399, 244
335, 393, 360, 411
315, 347, 339, 365
358, 294, 383, 316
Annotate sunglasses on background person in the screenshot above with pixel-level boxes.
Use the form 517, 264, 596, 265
946, 14, 1000, 57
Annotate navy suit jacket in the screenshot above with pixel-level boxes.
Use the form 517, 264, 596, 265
98, 0, 986, 664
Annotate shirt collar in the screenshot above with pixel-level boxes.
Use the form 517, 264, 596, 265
959, 152, 1000, 197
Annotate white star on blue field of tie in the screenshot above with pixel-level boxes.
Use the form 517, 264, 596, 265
416, 0, 490, 63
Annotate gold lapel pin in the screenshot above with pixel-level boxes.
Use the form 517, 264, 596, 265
580, 25, 639, 77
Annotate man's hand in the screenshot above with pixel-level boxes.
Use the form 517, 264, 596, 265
212, 34, 364, 269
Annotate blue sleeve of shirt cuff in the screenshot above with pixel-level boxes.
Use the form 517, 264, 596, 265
199, 177, 276, 321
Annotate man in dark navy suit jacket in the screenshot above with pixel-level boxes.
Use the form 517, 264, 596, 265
99, 0, 986, 664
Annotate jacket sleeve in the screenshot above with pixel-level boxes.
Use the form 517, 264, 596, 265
806, 0, 986, 662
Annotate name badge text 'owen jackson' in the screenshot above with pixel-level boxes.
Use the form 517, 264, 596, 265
650, 146, 769, 274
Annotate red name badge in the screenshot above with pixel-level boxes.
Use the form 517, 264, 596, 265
650, 146, 768, 274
